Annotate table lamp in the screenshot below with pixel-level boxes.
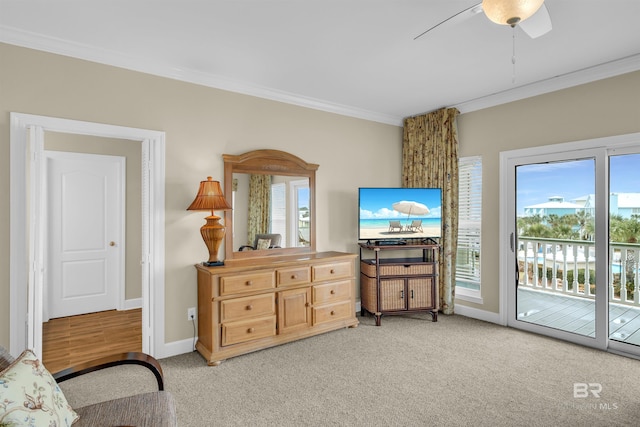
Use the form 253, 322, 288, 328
187, 177, 232, 266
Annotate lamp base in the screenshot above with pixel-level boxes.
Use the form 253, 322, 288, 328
203, 260, 225, 267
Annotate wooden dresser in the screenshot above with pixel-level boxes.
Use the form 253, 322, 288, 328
195, 251, 358, 365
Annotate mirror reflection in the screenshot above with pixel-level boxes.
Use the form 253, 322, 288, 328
223, 149, 317, 260
231, 173, 311, 250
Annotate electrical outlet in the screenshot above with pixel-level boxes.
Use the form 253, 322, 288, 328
187, 307, 196, 321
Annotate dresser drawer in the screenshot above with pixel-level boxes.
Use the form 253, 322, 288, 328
277, 266, 311, 286
220, 271, 275, 295
312, 261, 352, 282
220, 294, 276, 322
312, 300, 352, 326
312, 280, 351, 305
221, 316, 276, 346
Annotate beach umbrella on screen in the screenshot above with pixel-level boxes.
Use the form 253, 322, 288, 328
392, 201, 430, 224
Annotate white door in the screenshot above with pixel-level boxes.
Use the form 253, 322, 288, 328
45, 151, 125, 319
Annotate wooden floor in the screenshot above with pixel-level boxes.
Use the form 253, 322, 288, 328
42, 308, 142, 373
517, 288, 640, 345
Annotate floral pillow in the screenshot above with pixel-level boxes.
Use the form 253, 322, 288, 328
0, 349, 79, 426
256, 238, 271, 250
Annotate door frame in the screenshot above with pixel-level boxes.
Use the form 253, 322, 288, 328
9, 113, 165, 358
499, 131, 640, 357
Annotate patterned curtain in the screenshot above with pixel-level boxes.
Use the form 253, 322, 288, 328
402, 107, 460, 315
247, 174, 272, 245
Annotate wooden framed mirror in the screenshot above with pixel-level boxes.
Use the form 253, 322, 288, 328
223, 149, 318, 260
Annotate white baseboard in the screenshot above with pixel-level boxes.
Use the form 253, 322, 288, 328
455, 304, 502, 325
123, 298, 142, 310
157, 337, 198, 360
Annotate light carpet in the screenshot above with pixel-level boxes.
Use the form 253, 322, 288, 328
60, 314, 640, 426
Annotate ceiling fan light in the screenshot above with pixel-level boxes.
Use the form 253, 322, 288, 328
482, 0, 544, 27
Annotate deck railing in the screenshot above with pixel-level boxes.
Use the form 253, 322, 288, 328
517, 237, 640, 307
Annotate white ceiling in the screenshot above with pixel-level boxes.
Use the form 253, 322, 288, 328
1, 0, 640, 125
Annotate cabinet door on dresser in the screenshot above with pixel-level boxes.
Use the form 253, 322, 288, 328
277, 287, 312, 334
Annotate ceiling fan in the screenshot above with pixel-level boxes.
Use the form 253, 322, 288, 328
414, 0, 552, 41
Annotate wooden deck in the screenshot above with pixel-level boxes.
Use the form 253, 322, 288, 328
517, 287, 640, 346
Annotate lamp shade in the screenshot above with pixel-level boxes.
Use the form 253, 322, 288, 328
482, 0, 544, 27
187, 177, 232, 213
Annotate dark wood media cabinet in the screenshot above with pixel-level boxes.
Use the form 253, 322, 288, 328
359, 242, 439, 326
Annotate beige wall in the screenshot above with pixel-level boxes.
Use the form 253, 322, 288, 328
0, 43, 402, 349
456, 70, 640, 313
2, 41, 639, 351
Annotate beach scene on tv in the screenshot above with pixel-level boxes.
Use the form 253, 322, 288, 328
358, 187, 442, 241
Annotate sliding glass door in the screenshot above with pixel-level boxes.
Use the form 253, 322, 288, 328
608, 152, 640, 353
515, 158, 597, 338
504, 140, 640, 358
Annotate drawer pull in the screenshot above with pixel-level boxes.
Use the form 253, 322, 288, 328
291, 274, 297, 279
411, 290, 414, 299
330, 269, 335, 274
330, 289, 335, 295
330, 310, 335, 316
305, 302, 311, 307
246, 305, 253, 310
247, 327, 255, 333
246, 281, 253, 286
400, 290, 404, 299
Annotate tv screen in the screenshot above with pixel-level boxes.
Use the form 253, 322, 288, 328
358, 187, 442, 243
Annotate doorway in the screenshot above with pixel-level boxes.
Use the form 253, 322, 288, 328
9, 113, 165, 358
501, 133, 640, 358
45, 150, 125, 320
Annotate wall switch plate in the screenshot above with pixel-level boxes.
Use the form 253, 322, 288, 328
187, 307, 196, 321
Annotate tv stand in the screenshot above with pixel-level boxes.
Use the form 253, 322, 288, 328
359, 242, 439, 326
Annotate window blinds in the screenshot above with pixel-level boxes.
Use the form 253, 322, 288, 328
457, 156, 482, 283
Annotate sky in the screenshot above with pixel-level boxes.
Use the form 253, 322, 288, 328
298, 188, 309, 209
359, 187, 442, 219
516, 154, 640, 215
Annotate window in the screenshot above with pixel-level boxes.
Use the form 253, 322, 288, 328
271, 183, 286, 240
270, 179, 310, 248
290, 179, 310, 247
457, 156, 482, 301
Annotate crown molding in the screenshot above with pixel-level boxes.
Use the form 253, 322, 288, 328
0, 25, 402, 126
2, 25, 639, 126
453, 53, 640, 114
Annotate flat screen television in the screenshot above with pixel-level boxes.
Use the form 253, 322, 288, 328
358, 187, 442, 244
